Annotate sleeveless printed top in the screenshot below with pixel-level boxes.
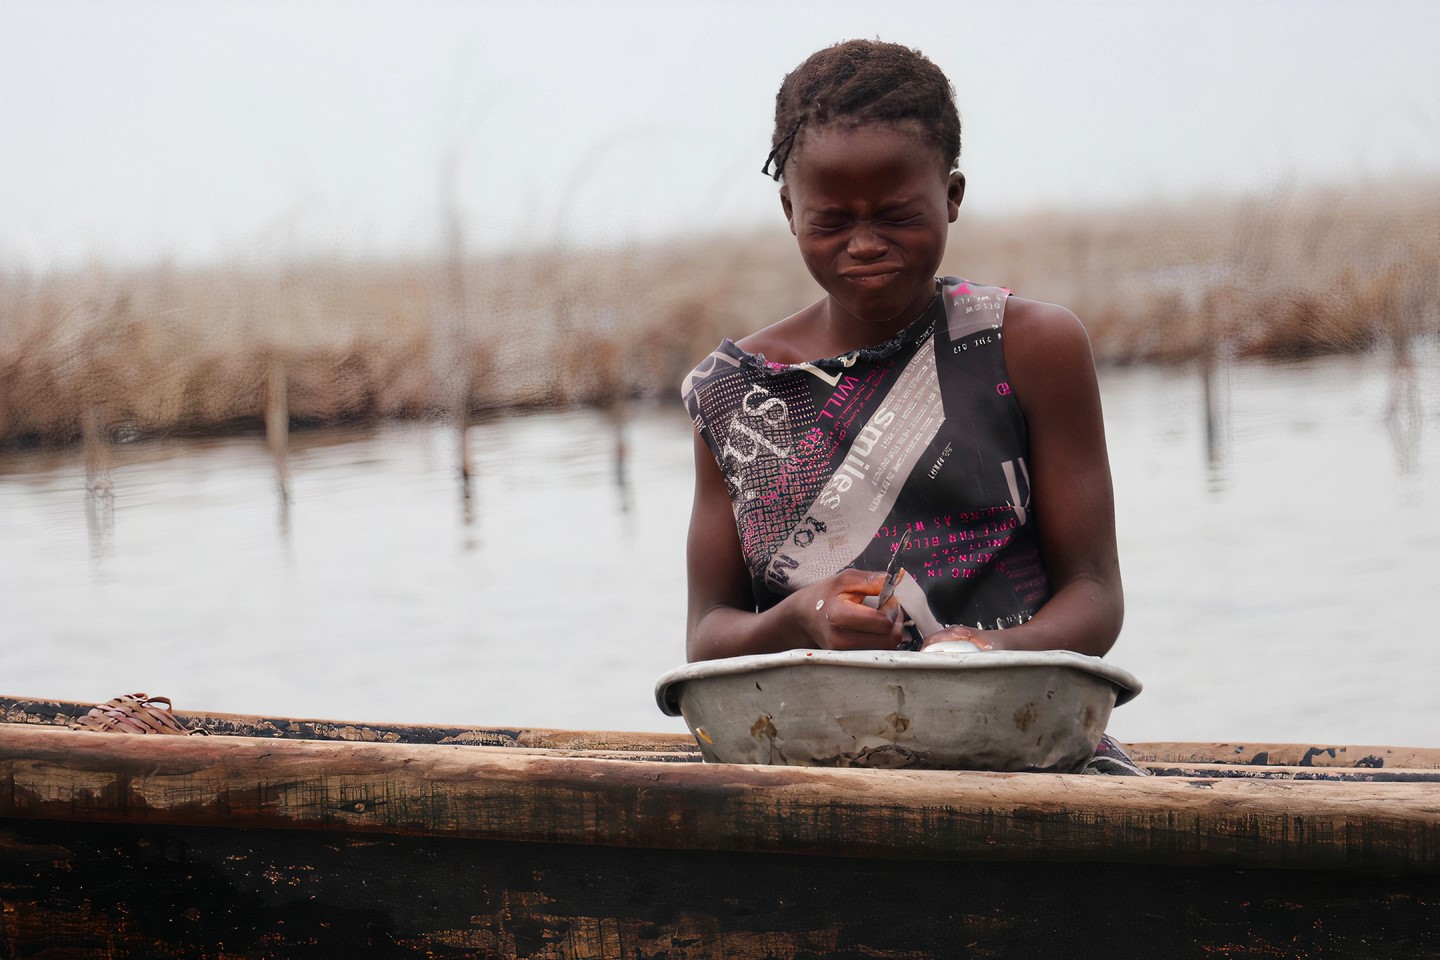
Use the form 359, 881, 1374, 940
681, 278, 1050, 635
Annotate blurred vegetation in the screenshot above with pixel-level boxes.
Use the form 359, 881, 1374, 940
2, 178, 1436, 448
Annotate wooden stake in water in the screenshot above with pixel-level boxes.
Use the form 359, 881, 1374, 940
1197, 289, 1231, 482
265, 359, 292, 504
438, 151, 475, 516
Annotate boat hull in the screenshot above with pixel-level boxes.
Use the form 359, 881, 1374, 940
5, 816, 1440, 960
2, 697, 1439, 958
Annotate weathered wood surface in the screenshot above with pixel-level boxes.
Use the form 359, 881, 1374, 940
0, 696, 701, 756
3, 816, 1439, 960
1139, 762, 1440, 782
4, 723, 1440, 874
5, 698, 1440, 957
10, 695, 1440, 771
1129, 740, 1440, 770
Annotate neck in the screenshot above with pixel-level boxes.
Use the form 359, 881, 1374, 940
824, 282, 938, 348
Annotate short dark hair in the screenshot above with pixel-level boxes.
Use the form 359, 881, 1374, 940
764, 39, 962, 182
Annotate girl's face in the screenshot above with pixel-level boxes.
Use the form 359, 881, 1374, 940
780, 122, 964, 331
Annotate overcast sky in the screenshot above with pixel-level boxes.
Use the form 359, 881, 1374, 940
2, 0, 1437, 270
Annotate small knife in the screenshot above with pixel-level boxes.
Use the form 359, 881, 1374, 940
875, 528, 910, 607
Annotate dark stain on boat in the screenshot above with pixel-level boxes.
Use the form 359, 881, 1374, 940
1013, 704, 1038, 733
1300, 747, 1339, 767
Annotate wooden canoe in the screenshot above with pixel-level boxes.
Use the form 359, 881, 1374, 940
2, 695, 1438, 959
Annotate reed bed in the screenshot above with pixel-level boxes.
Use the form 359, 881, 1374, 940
2, 179, 1436, 448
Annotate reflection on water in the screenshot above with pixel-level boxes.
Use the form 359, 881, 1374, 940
1, 343, 1436, 744
1, 406, 688, 733
83, 485, 114, 566
81, 406, 116, 566
1107, 341, 1438, 744
1386, 343, 1423, 475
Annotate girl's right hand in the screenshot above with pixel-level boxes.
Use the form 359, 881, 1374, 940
797, 569, 908, 651
685, 431, 909, 661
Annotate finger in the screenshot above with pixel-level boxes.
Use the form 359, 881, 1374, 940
888, 608, 908, 648
835, 568, 890, 596
823, 604, 897, 636
872, 592, 904, 644
821, 595, 901, 641
877, 588, 904, 617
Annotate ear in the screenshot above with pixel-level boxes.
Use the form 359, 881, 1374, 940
947, 171, 966, 223
779, 184, 797, 236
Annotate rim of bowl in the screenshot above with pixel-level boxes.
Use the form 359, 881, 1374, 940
655, 648, 1143, 717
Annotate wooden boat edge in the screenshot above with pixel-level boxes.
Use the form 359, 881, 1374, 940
8, 695, 1440, 768
4, 720, 1439, 875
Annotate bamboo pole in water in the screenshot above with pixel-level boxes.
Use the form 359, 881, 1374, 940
437, 151, 474, 504
81, 405, 111, 494
264, 358, 291, 503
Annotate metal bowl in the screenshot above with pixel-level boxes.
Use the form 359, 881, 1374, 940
655, 649, 1142, 772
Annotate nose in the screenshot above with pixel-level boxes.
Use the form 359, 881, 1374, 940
847, 221, 887, 261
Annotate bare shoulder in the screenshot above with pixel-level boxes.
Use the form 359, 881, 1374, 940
735, 300, 824, 363
1001, 296, 1100, 411
1002, 296, 1092, 363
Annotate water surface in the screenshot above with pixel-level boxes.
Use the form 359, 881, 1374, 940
2, 344, 1436, 745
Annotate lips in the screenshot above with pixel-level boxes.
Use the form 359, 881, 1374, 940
840, 267, 902, 289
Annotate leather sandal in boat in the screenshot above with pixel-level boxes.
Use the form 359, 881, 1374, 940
70, 692, 203, 736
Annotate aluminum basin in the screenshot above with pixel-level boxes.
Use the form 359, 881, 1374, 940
655, 649, 1142, 772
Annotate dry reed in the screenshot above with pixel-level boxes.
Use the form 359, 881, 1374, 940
2, 178, 1436, 448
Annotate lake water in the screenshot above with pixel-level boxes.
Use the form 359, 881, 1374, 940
2, 344, 1436, 747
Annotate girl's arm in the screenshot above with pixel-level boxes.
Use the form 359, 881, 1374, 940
927, 298, 1124, 656
685, 432, 904, 662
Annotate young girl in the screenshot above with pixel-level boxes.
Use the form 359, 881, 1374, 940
683, 40, 1122, 665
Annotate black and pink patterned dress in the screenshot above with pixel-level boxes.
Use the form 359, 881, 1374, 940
683, 278, 1050, 639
